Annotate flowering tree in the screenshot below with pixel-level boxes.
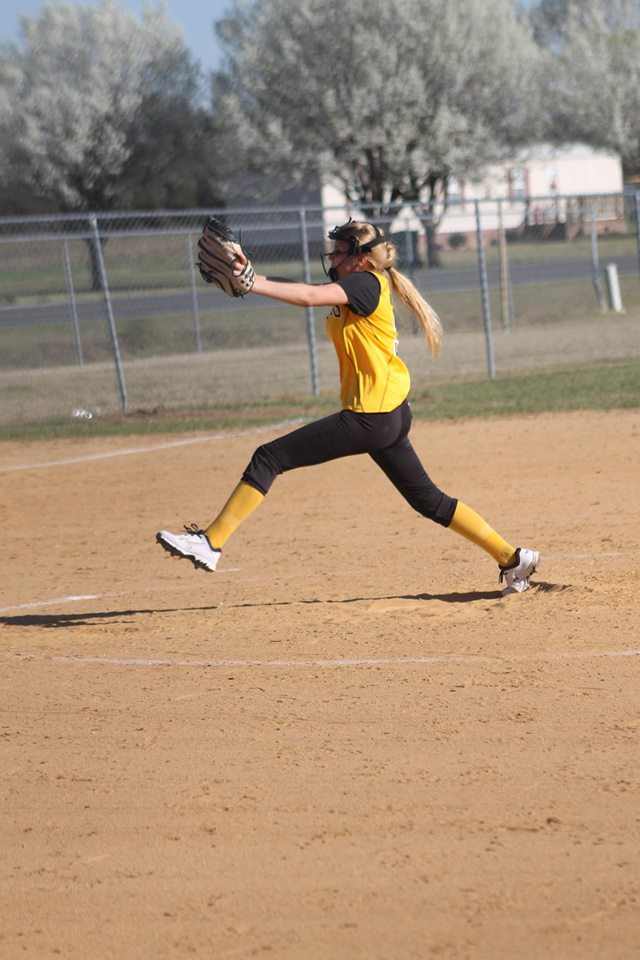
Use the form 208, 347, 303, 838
214, 0, 542, 262
532, 0, 640, 175
0, 0, 217, 212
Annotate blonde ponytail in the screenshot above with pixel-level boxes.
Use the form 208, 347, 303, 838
329, 219, 442, 357
386, 266, 442, 358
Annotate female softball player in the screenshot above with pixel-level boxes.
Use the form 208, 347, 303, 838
157, 219, 539, 595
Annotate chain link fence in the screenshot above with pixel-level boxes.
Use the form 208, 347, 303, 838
1, 193, 639, 426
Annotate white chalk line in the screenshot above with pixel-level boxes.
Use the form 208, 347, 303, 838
0, 568, 358, 614
0, 577, 239, 614
557, 551, 626, 559
7, 648, 640, 670
0, 420, 304, 473
0, 594, 103, 613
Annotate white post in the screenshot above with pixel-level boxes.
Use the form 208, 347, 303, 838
604, 263, 624, 313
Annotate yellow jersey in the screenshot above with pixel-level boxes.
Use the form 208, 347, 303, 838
326, 270, 410, 413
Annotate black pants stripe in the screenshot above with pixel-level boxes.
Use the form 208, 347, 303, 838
242, 400, 457, 527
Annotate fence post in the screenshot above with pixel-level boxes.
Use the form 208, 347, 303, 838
404, 219, 415, 274
635, 192, 640, 284
474, 200, 495, 380
405, 215, 419, 334
590, 206, 606, 310
62, 239, 83, 366
89, 215, 128, 413
497, 200, 514, 332
299, 208, 320, 397
186, 233, 202, 353
604, 263, 624, 313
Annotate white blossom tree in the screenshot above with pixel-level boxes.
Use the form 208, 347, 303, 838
532, 0, 640, 175
214, 0, 542, 262
0, 0, 217, 211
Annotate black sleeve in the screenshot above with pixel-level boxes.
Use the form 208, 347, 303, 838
335, 271, 381, 316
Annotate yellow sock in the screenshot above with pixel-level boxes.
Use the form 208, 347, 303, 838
449, 501, 517, 566
203, 481, 264, 549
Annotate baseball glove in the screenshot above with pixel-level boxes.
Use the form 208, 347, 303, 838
196, 217, 255, 297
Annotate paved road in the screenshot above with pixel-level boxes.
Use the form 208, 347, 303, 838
1, 254, 638, 328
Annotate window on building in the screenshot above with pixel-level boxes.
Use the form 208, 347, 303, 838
447, 175, 465, 210
545, 165, 559, 194
508, 167, 527, 201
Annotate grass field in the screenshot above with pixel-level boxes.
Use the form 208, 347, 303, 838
1, 360, 638, 442
0, 230, 637, 303
2, 273, 639, 372
2, 232, 638, 439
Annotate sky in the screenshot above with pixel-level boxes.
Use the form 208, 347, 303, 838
0, 0, 231, 72
1, 1, 538, 71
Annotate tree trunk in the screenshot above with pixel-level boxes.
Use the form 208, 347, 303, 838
411, 175, 448, 269
425, 221, 441, 268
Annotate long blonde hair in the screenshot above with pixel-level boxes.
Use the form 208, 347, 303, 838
332, 219, 442, 358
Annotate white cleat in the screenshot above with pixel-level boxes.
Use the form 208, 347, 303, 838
499, 547, 540, 596
156, 525, 221, 572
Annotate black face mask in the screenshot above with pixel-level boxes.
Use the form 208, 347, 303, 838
321, 222, 386, 280
320, 251, 350, 281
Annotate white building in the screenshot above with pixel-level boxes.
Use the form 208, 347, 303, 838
321, 144, 626, 250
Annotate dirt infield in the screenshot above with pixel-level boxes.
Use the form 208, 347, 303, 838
2, 409, 639, 959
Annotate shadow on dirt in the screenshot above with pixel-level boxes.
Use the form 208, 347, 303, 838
0, 606, 219, 628
0, 583, 569, 629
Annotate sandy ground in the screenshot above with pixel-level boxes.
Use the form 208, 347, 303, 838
1, 409, 639, 959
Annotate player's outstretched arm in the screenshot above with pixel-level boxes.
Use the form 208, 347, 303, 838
249, 274, 349, 308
